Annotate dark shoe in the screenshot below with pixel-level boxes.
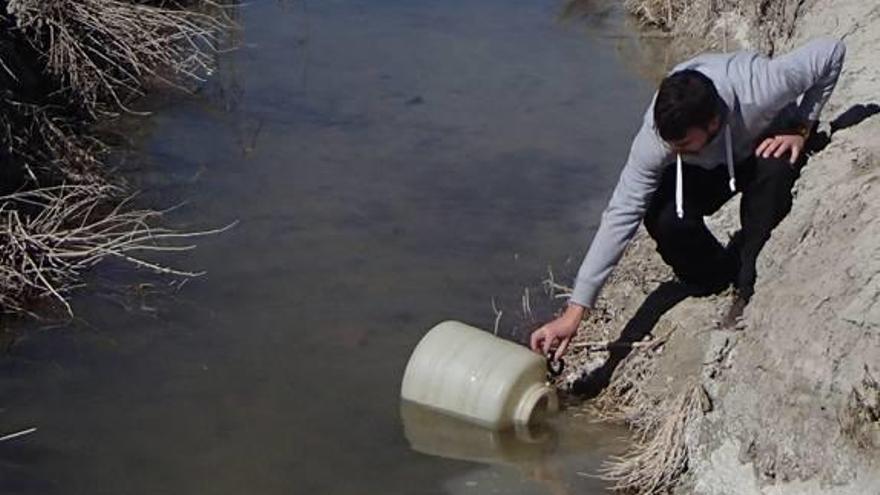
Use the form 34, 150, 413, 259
719, 292, 749, 330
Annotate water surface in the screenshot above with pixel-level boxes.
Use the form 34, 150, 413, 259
0, 1, 663, 493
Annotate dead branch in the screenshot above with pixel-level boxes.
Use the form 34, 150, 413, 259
7, 0, 233, 115
0, 184, 232, 316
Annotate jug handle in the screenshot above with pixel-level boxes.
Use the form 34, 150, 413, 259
546, 354, 565, 378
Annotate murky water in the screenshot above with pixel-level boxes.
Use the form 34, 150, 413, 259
1, 1, 664, 493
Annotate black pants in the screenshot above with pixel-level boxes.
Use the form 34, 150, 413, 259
644, 154, 800, 300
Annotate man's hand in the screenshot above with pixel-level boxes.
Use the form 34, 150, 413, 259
529, 303, 587, 360
755, 133, 806, 164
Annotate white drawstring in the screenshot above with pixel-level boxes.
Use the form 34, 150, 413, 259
724, 124, 736, 193
675, 153, 684, 219
674, 123, 736, 220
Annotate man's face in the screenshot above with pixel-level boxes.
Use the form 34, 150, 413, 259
667, 116, 721, 154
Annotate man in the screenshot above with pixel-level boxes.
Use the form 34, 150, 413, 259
531, 38, 846, 359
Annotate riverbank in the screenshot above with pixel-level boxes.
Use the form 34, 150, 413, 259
558, 0, 880, 493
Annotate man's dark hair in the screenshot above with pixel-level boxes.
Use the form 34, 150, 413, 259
653, 69, 722, 142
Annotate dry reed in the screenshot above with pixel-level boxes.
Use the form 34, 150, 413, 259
0, 183, 230, 316
599, 381, 703, 494
0, 1, 234, 318
6, 0, 231, 114
1, 98, 106, 181
623, 0, 679, 30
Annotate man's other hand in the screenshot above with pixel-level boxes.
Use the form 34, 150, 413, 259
755, 134, 806, 164
529, 303, 587, 360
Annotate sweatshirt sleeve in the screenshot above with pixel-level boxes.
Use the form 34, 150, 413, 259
762, 37, 846, 123
569, 117, 670, 307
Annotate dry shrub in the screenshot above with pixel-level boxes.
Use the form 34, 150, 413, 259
591, 350, 658, 422
623, 0, 679, 30
583, 338, 703, 494
0, 1, 235, 317
600, 382, 703, 494
0, 184, 229, 316
622, 0, 807, 57
0, 0, 235, 181
1, 99, 106, 182
5, 0, 231, 114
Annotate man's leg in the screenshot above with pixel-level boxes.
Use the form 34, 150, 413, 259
735, 155, 800, 300
645, 164, 737, 293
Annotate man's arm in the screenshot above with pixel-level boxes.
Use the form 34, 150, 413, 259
781, 37, 846, 125
753, 37, 846, 162
569, 118, 671, 307
530, 116, 670, 357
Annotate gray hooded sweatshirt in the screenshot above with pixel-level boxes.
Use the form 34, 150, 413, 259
570, 37, 846, 308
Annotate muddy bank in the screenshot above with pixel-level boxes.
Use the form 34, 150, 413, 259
558, 0, 880, 493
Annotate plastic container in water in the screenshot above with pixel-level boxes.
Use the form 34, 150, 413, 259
400, 320, 558, 430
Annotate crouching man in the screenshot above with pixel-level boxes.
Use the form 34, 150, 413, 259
531, 38, 846, 359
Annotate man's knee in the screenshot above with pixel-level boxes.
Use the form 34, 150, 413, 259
754, 155, 799, 186
645, 199, 702, 243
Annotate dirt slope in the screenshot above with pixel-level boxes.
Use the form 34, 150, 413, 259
561, 1, 880, 493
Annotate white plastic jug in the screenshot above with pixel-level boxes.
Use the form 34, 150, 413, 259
400, 321, 558, 430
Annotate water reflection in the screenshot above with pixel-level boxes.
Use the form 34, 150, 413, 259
401, 401, 629, 494
401, 401, 557, 466
559, 0, 675, 83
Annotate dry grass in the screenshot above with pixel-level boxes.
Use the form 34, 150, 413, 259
621, 0, 807, 57
591, 349, 657, 422
0, 183, 231, 316
599, 379, 703, 494
0, 1, 235, 318
571, 285, 701, 495
623, 0, 678, 30
0, 0, 234, 184
0, 99, 106, 182
6, 0, 232, 114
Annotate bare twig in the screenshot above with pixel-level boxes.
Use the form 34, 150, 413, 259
0, 427, 37, 442
7, 0, 233, 115
0, 184, 232, 316
491, 297, 503, 335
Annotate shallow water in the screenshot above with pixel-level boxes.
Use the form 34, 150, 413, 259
1, 1, 663, 493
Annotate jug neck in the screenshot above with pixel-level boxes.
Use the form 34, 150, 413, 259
513, 383, 557, 425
